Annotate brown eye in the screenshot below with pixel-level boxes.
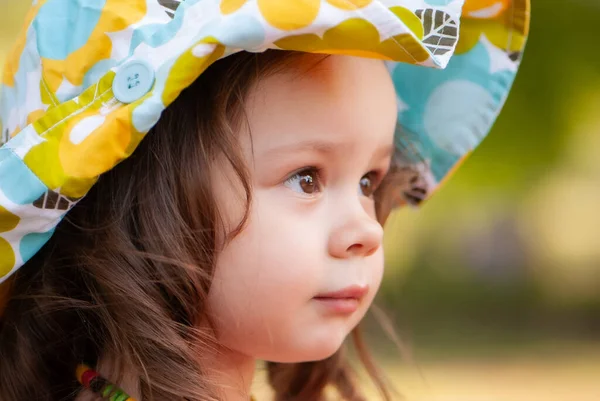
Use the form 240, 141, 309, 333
359, 174, 376, 197
285, 168, 321, 195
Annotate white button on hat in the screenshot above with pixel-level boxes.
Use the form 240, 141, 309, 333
112, 60, 155, 104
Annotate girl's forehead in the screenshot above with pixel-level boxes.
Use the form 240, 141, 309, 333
244, 55, 397, 157
254, 54, 393, 96
248, 55, 396, 116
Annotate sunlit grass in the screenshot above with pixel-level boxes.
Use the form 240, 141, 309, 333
367, 354, 600, 401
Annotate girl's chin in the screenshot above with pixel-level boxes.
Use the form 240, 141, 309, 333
260, 334, 348, 363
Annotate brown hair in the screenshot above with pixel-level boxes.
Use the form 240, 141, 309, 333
0, 50, 398, 401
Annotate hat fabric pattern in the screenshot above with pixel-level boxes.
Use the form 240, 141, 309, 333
0, 0, 530, 283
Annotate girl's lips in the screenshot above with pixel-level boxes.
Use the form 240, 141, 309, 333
314, 285, 369, 300
313, 285, 369, 314
313, 297, 360, 314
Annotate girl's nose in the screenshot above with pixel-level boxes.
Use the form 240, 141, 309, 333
327, 206, 384, 259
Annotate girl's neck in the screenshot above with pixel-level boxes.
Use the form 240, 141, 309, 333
205, 346, 256, 401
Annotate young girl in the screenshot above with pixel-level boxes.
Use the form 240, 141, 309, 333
0, 1, 529, 400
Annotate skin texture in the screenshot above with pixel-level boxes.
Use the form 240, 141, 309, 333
205, 54, 398, 399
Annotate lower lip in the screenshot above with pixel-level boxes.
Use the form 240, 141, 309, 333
313, 297, 360, 314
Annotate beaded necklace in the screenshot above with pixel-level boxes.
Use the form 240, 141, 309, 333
76, 365, 135, 401
76, 365, 256, 401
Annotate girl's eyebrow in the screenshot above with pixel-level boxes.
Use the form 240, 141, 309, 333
262, 140, 395, 160
262, 139, 339, 158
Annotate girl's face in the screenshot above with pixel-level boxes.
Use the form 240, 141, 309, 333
208, 54, 397, 363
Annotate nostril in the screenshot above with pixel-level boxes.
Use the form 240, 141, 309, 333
347, 242, 379, 257
347, 243, 364, 253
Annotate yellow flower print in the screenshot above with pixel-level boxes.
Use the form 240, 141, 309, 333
258, 0, 321, 31
326, 0, 373, 10
455, 0, 529, 55
24, 72, 132, 198
463, 0, 508, 18
58, 108, 132, 181
220, 0, 247, 14
162, 41, 225, 106
275, 9, 429, 63
0, 206, 19, 278
0, 206, 20, 233
0, 237, 15, 278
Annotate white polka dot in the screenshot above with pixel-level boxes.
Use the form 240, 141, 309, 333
69, 115, 106, 145
192, 43, 217, 58
424, 80, 494, 156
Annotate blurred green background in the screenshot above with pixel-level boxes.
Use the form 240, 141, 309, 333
373, 1, 600, 399
1, 1, 599, 400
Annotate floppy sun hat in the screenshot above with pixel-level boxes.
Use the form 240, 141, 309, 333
0, 0, 530, 285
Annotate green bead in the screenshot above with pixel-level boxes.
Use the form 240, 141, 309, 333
111, 389, 132, 401
102, 384, 114, 398
109, 389, 123, 401
114, 392, 130, 401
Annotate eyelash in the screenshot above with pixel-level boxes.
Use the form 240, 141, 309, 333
283, 167, 381, 197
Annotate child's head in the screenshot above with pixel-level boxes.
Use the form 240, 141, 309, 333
210, 52, 397, 362
0, 50, 399, 400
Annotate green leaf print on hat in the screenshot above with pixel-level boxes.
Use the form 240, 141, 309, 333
158, 0, 183, 18
416, 8, 459, 56
33, 190, 79, 211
